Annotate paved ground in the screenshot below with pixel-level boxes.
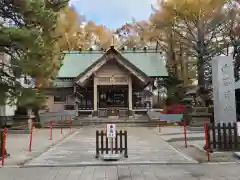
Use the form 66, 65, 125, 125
156, 126, 205, 150
156, 127, 237, 162
27, 127, 197, 166
4, 128, 72, 166
1, 164, 240, 179
157, 127, 205, 141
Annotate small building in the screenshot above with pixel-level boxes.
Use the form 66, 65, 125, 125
44, 46, 168, 117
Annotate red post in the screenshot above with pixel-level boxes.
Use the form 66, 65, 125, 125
50, 120, 53, 140
204, 120, 210, 161
29, 122, 33, 152
183, 120, 187, 148
1, 127, 7, 167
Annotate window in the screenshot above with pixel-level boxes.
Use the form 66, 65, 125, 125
54, 95, 66, 103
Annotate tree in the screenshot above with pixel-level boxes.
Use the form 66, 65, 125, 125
150, 0, 228, 103
0, 0, 69, 122
57, 9, 116, 51
84, 21, 117, 50
224, 0, 240, 81
56, 6, 86, 51
115, 21, 150, 48
95, 25, 114, 49
149, 9, 181, 82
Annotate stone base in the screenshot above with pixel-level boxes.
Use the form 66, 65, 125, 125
128, 110, 133, 117
100, 153, 123, 161
234, 152, 240, 158
0, 153, 10, 160
92, 111, 98, 117
0, 116, 14, 128
7, 129, 31, 134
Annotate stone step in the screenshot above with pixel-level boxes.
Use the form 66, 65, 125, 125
7, 129, 31, 134
41, 120, 162, 128
187, 126, 204, 131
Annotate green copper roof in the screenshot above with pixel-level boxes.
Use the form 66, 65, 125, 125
52, 79, 73, 88
123, 52, 168, 77
57, 51, 104, 78
57, 50, 168, 78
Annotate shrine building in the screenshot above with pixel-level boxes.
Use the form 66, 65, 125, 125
44, 46, 168, 117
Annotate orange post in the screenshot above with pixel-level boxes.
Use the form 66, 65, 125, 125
29, 122, 34, 152
1, 127, 7, 167
183, 120, 187, 148
50, 120, 53, 140
204, 120, 210, 161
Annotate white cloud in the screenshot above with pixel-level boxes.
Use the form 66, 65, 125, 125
70, 0, 157, 28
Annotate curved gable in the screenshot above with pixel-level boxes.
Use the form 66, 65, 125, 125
75, 47, 149, 85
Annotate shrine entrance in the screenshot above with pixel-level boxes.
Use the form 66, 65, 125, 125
98, 85, 128, 117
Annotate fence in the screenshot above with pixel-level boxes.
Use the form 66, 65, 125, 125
0, 115, 74, 167
206, 122, 240, 151
95, 130, 128, 158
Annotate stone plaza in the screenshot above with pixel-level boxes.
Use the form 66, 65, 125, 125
1, 127, 240, 180
26, 127, 197, 166
1, 164, 240, 180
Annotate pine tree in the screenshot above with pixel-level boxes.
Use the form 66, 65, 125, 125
0, 0, 68, 122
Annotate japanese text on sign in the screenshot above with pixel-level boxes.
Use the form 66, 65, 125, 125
106, 124, 116, 138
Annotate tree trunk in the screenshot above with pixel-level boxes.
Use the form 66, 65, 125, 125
197, 57, 210, 106
197, 62, 205, 88
233, 46, 240, 81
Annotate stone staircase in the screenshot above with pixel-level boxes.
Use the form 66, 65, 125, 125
35, 111, 169, 128
70, 116, 151, 127
40, 115, 165, 128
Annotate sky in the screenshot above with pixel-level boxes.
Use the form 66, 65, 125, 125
70, 0, 157, 29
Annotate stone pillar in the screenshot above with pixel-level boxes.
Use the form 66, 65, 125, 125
128, 77, 133, 116
212, 56, 236, 124
149, 85, 153, 108
93, 77, 98, 116
74, 85, 78, 116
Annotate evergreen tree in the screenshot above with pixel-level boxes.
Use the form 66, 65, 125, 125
0, 0, 68, 122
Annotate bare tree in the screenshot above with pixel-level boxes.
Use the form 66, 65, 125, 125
224, 0, 240, 81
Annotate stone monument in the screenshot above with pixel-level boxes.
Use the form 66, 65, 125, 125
212, 56, 236, 124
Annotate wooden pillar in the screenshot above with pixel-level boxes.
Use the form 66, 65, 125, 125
74, 85, 78, 116
149, 85, 153, 108
128, 77, 132, 111
93, 77, 98, 112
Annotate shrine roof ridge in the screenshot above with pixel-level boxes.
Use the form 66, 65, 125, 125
62, 49, 161, 54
